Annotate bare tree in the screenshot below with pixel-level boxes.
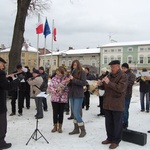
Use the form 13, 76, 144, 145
8, 0, 50, 73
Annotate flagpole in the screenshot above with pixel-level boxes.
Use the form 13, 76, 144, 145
44, 34, 46, 70
50, 19, 54, 76
36, 13, 40, 69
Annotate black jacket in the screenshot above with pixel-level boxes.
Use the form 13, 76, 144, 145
40, 72, 48, 91
125, 70, 135, 98
0, 70, 20, 114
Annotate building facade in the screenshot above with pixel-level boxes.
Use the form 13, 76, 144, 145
100, 41, 150, 70
39, 48, 101, 75
0, 43, 38, 72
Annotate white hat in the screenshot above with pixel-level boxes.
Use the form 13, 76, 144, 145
101, 67, 107, 73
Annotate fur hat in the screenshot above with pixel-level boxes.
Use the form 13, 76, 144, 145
101, 67, 107, 72
108, 60, 120, 65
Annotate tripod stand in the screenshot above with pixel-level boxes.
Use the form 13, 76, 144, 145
26, 97, 49, 145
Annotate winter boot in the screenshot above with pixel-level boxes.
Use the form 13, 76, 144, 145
58, 124, 63, 133
69, 120, 80, 135
51, 124, 57, 133
78, 122, 86, 138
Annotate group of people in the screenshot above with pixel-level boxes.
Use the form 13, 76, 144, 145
0, 57, 49, 149
7, 65, 48, 119
1, 56, 150, 149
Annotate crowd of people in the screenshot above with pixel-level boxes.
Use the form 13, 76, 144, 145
0, 56, 150, 149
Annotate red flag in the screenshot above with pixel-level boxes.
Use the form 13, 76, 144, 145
36, 21, 43, 34
53, 28, 57, 41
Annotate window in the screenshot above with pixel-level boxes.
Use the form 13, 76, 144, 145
139, 57, 144, 64
127, 56, 132, 64
104, 49, 107, 53
91, 60, 96, 66
111, 49, 114, 52
140, 48, 144, 51
110, 56, 114, 61
21, 59, 25, 65
62, 60, 65, 65
68, 60, 72, 66
148, 57, 150, 63
104, 56, 107, 64
22, 53, 25, 57
28, 60, 31, 65
148, 48, 150, 51
117, 56, 121, 62
118, 49, 121, 52
53, 60, 56, 66
127, 47, 133, 52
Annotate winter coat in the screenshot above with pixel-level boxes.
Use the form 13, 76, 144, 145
0, 70, 20, 114
86, 73, 96, 80
99, 69, 127, 111
27, 75, 43, 97
40, 72, 48, 91
125, 69, 135, 98
48, 75, 69, 103
25, 71, 33, 92
138, 77, 150, 93
68, 70, 86, 98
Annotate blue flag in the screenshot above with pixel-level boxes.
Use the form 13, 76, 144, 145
43, 19, 51, 38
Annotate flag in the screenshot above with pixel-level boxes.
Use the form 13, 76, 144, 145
43, 18, 51, 38
36, 21, 43, 34
53, 28, 57, 41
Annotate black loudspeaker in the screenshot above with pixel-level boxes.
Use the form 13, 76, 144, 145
122, 129, 147, 146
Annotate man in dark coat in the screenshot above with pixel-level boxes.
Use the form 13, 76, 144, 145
84, 67, 95, 110
24, 66, 32, 109
98, 60, 127, 149
121, 63, 135, 129
39, 66, 48, 111
0, 57, 21, 149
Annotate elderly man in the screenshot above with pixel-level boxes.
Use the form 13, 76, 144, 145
0, 57, 21, 149
98, 60, 127, 149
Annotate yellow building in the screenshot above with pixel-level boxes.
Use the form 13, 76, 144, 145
0, 44, 38, 71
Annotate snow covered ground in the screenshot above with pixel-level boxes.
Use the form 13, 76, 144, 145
5, 84, 150, 150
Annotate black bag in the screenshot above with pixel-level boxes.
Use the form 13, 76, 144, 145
122, 129, 147, 146
35, 82, 45, 92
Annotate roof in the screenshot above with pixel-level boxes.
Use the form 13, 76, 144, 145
101, 40, 150, 48
41, 48, 100, 57
0, 45, 38, 53
63, 48, 100, 55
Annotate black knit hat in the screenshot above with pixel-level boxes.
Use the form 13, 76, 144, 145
108, 60, 120, 65
39, 66, 44, 71
122, 63, 129, 69
0, 57, 7, 64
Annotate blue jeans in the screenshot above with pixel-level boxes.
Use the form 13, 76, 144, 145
140, 92, 149, 111
70, 98, 83, 123
123, 97, 131, 125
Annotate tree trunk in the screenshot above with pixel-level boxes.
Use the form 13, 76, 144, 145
8, 0, 31, 73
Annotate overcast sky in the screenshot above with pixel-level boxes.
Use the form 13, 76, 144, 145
1, 0, 150, 50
